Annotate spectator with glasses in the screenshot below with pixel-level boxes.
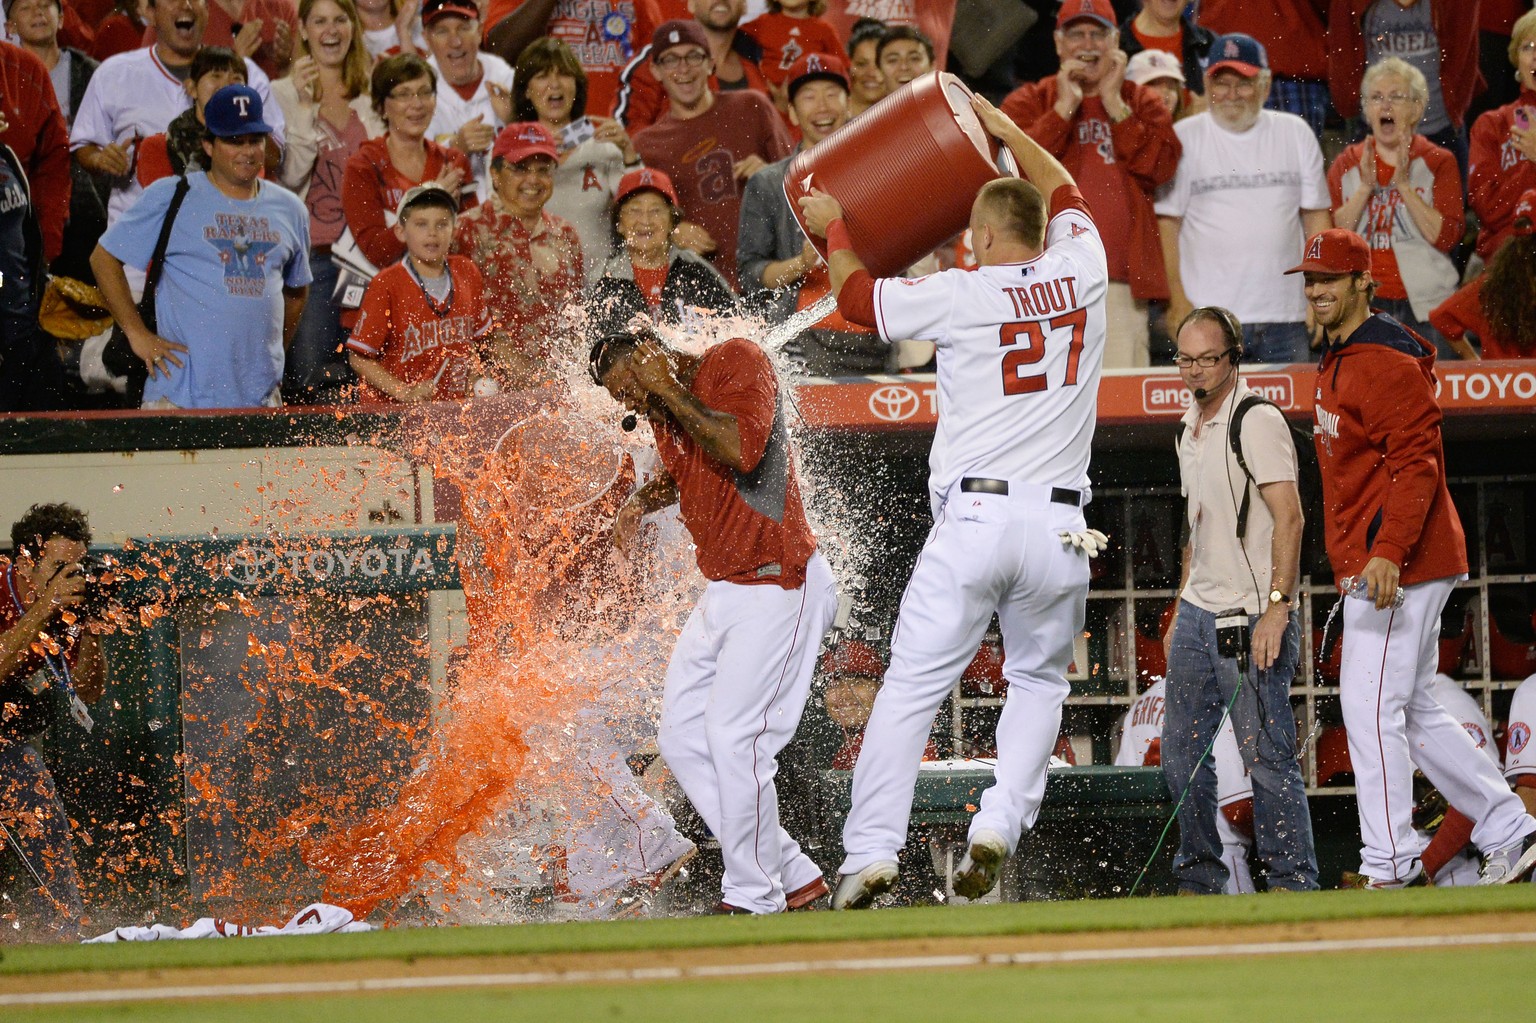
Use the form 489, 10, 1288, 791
1162, 304, 1318, 895
1327, 57, 1462, 359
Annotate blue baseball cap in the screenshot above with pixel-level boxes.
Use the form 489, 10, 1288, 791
204, 84, 275, 138
1207, 33, 1268, 78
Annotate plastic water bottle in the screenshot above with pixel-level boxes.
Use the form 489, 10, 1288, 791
1338, 575, 1406, 609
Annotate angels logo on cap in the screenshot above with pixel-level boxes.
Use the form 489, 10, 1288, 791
1306, 235, 1324, 260
668, 28, 681, 43
1224, 39, 1240, 59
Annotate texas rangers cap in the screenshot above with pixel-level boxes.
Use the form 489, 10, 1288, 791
650, 20, 711, 60
822, 640, 884, 680
1055, 0, 1115, 30
492, 122, 559, 165
785, 52, 849, 104
203, 84, 275, 137
1514, 188, 1536, 236
396, 183, 458, 219
421, 0, 479, 24
1126, 48, 1185, 86
1285, 229, 1371, 275
1207, 33, 1269, 78
615, 166, 679, 207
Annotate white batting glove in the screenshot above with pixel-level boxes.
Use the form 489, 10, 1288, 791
1059, 528, 1109, 557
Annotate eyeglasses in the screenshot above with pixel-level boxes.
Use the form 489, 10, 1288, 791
1364, 91, 1415, 107
1173, 350, 1234, 369
1208, 77, 1259, 96
388, 86, 435, 102
655, 50, 707, 71
1061, 27, 1110, 45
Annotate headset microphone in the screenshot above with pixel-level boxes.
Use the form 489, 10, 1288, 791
621, 413, 638, 432
1192, 349, 1240, 400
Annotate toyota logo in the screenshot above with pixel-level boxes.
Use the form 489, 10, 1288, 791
869, 385, 920, 422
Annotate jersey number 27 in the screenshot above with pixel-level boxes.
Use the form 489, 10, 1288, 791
999, 308, 1086, 396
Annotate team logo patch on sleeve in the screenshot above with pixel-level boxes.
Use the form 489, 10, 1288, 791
1070, 222, 1090, 238
1510, 721, 1531, 755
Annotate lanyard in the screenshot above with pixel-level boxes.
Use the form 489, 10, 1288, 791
6, 564, 93, 732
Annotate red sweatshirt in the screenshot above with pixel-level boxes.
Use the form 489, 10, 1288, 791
1000, 78, 1179, 299
0, 42, 71, 262
340, 135, 475, 269
1313, 315, 1468, 585
1469, 89, 1536, 261
1327, 0, 1482, 126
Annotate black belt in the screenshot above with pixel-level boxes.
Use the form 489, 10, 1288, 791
960, 477, 1082, 507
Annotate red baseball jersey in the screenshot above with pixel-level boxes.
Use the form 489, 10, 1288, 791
650, 338, 816, 589
346, 256, 492, 402
743, 13, 844, 86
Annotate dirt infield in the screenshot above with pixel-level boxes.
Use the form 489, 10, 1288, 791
5, 908, 1535, 1008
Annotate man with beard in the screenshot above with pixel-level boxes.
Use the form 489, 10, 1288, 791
71, 0, 282, 228
1155, 33, 1329, 364
1295, 227, 1536, 887
1001, 0, 1180, 368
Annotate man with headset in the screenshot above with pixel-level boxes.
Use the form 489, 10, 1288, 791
1161, 306, 1318, 894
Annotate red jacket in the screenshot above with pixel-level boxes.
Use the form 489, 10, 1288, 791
1313, 315, 1467, 586
1469, 88, 1536, 261
340, 135, 475, 269
1000, 78, 1180, 300
0, 42, 71, 262
1328, 0, 1482, 126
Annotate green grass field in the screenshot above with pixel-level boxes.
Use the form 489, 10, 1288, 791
3, 887, 1533, 1021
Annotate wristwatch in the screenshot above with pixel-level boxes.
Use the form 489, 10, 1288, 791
1268, 589, 1293, 607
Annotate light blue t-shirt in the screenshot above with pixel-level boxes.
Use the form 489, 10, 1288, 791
100, 172, 312, 408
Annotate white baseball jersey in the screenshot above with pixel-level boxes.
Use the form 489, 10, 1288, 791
426, 53, 517, 202
1505, 674, 1536, 780
1114, 678, 1253, 808
70, 47, 280, 227
1430, 673, 1500, 770
871, 188, 1107, 502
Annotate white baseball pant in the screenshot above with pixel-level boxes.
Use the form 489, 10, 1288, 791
657, 552, 837, 913
840, 482, 1089, 874
1341, 575, 1536, 881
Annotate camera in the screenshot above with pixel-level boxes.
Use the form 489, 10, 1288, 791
52, 553, 126, 620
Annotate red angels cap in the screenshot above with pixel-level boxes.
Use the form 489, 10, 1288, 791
650, 19, 711, 60
1514, 188, 1536, 236
1285, 229, 1371, 275
615, 166, 679, 207
1207, 33, 1268, 78
1055, 0, 1115, 30
1126, 48, 1185, 86
785, 52, 850, 104
421, 0, 478, 24
492, 122, 559, 164
821, 640, 884, 679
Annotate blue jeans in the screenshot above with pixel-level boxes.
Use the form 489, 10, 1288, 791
285, 250, 352, 395
0, 742, 85, 939
1370, 296, 1457, 363
1163, 601, 1318, 893
1241, 322, 1312, 364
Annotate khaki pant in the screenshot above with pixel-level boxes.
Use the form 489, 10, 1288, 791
1104, 281, 1150, 369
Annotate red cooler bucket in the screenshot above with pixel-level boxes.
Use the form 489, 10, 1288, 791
784, 71, 1014, 279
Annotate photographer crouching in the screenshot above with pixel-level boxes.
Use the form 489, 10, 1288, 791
1, 503, 106, 941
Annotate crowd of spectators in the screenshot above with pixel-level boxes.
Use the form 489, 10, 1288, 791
1, 0, 1535, 413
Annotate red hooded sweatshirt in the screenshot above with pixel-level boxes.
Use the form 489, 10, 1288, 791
1312, 313, 1467, 586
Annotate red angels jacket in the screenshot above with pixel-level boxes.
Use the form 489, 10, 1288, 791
1312, 313, 1467, 586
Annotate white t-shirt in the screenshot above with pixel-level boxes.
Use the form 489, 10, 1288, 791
1505, 674, 1535, 780
872, 187, 1107, 504
1114, 677, 1252, 807
1178, 381, 1299, 615
1154, 110, 1329, 324
426, 52, 517, 202
547, 138, 629, 285
70, 46, 282, 227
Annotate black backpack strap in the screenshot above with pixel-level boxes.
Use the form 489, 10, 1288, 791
1228, 394, 1275, 542
140, 174, 193, 330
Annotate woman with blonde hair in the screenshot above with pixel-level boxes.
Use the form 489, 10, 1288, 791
274, 0, 388, 398
1328, 56, 1463, 356
1469, 9, 1536, 264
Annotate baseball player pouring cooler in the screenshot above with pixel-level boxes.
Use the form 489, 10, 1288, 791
1297, 228, 1536, 887
588, 329, 838, 914
799, 94, 1109, 908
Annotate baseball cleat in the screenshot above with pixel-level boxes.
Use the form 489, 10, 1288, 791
1476, 832, 1536, 885
786, 876, 830, 911
831, 860, 898, 910
1340, 865, 1427, 889
952, 829, 1009, 900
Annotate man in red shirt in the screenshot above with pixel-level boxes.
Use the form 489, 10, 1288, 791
1295, 228, 1536, 887
1001, 0, 1180, 368
590, 327, 837, 914
631, 18, 791, 288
